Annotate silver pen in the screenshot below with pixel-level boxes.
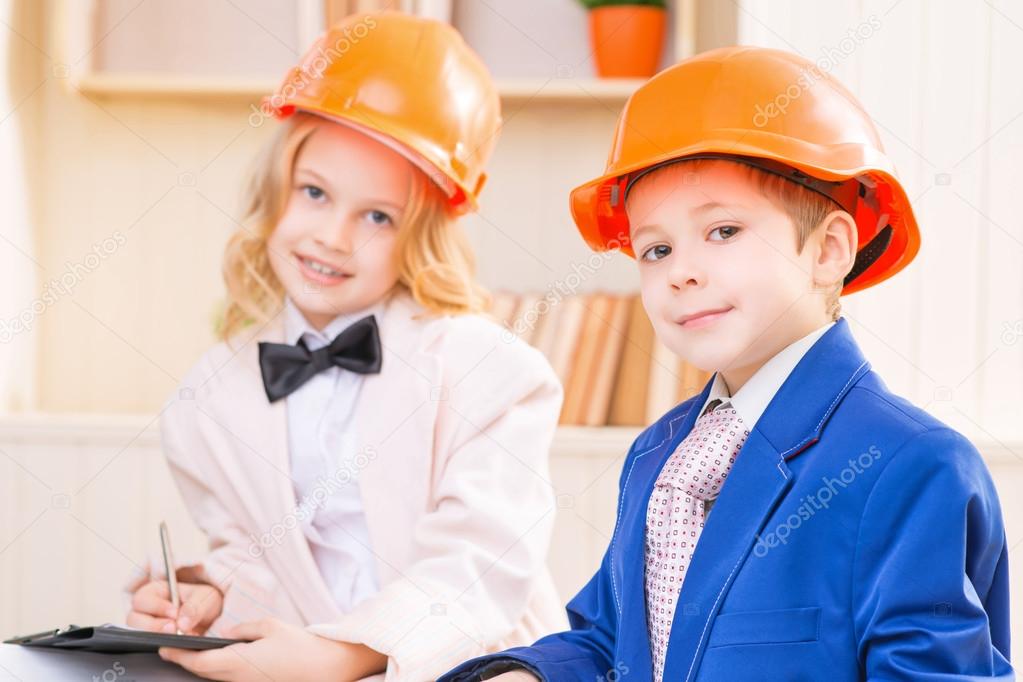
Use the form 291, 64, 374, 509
159, 521, 183, 635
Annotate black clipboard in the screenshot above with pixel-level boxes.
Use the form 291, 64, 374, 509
4, 624, 244, 654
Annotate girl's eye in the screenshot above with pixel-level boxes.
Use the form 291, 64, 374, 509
709, 225, 741, 241
365, 210, 393, 226
300, 184, 325, 201
640, 244, 672, 262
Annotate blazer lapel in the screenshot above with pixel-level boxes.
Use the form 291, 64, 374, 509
199, 316, 296, 530
660, 428, 793, 681
195, 293, 446, 625
613, 384, 712, 678
351, 292, 443, 586
223, 292, 443, 622
206, 314, 343, 624
629, 319, 871, 681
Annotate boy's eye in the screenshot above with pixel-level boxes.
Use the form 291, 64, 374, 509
709, 225, 741, 241
640, 244, 672, 262
365, 210, 393, 226
300, 184, 325, 201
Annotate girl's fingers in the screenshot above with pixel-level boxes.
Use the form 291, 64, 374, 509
131, 581, 175, 618
132, 580, 223, 635
176, 581, 207, 600
125, 610, 176, 633
178, 584, 222, 633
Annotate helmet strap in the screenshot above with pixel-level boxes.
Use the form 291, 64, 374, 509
844, 224, 892, 287
618, 152, 894, 289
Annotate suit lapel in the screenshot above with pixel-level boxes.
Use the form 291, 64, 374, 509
618, 319, 871, 681
351, 292, 442, 585
226, 292, 442, 621
195, 293, 441, 624
614, 386, 711, 677
660, 428, 793, 681
211, 315, 345, 623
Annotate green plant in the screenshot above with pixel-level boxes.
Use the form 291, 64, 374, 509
578, 0, 667, 9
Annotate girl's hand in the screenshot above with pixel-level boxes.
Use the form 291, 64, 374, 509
489, 673, 541, 682
127, 579, 223, 635
158, 618, 386, 682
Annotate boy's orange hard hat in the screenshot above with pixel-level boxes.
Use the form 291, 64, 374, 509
569, 46, 921, 295
264, 11, 501, 215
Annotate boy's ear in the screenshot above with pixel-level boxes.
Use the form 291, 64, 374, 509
812, 210, 858, 290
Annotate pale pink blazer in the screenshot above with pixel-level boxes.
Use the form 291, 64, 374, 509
140, 290, 568, 680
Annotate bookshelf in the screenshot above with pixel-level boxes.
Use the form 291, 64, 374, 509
36, 0, 716, 416
60, 0, 696, 105
55, 0, 702, 426
490, 292, 712, 427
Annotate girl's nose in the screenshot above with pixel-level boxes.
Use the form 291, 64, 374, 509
313, 217, 354, 254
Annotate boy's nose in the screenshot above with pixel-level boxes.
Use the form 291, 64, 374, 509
667, 257, 704, 290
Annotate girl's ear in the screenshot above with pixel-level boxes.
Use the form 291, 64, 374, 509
813, 210, 858, 289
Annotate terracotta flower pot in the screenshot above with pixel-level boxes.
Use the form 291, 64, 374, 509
589, 5, 667, 78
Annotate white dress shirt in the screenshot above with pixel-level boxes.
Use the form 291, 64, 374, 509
696, 321, 835, 517
282, 296, 387, 613
698, 321, 837, 425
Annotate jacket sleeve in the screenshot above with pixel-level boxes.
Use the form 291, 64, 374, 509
440, 545, 622, 681
440, 425, 666, 682
147, 374, 299, 632
853, 427, 1014, 680
308, 338, 566, 680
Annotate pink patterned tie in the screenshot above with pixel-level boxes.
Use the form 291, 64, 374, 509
644, 399, 750, 681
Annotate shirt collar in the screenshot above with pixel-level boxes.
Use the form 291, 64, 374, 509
283, 296, 388, 350
699, 321, 837, 426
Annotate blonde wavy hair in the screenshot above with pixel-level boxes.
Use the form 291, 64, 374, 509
219, 112, 490, 341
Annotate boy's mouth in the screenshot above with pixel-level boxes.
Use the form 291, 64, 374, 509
676, 306, 733, 329
295, 253, 352, 284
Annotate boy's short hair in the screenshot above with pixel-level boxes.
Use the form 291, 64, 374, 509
634, 157, 847, 321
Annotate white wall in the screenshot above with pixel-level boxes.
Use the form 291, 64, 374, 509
737, 0, 1023, 664
737, 0, 1023, 446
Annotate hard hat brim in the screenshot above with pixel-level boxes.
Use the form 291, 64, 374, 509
569, 139, 921, 295
271, 101, 480, 215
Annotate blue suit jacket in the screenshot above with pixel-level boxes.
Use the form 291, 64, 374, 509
442, 319, 1013, 681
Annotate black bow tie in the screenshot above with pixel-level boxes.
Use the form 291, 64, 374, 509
258, 315, 382, 403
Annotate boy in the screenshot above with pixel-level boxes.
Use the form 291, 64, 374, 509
441, 46, 1013, 681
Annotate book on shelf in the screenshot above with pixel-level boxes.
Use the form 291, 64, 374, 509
489, 291, 710, 427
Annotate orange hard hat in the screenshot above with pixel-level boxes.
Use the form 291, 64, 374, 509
569, 46, 921, 295
264, 11, 501, 215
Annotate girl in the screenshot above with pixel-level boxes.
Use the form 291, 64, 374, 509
126, 12, 566, 681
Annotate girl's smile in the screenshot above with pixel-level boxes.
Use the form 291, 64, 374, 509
295, 252, 352, 286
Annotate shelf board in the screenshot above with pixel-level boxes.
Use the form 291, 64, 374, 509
497, 77, 643, 103
0, 415, 1020, 465
71, 73, 276, 100
553, 425, 642, 458
0, 413, 641, 457
70, 72, 643, 104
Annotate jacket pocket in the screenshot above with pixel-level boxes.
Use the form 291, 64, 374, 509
707, 606, 821, 648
